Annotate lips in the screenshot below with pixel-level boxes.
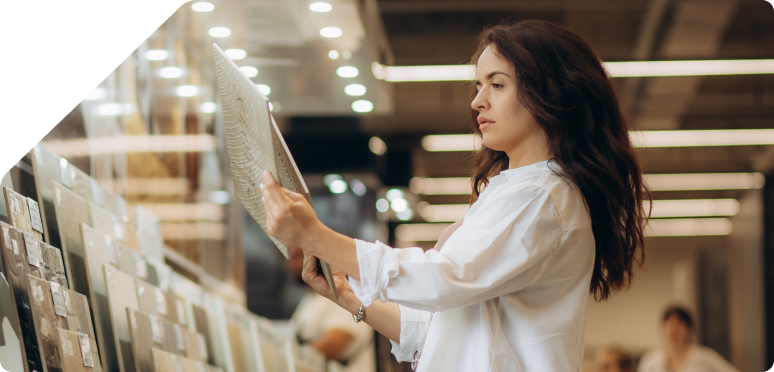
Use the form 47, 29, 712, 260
477, 115, 493, 130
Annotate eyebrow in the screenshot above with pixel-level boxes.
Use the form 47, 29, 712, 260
475, 70, 510, 85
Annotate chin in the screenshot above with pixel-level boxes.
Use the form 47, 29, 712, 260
481, 136, 505, 152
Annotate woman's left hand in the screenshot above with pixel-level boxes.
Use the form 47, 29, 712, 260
261, 170, 322, 249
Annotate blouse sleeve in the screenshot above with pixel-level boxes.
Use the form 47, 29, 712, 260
349, 185, 564, 312
387, 305, 433, 362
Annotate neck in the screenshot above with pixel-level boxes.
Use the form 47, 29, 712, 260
506, 132, 553, 169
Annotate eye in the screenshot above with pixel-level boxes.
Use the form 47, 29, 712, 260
492, 83, 504, 89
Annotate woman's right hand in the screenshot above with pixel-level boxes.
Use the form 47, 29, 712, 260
302, 250, 357, 309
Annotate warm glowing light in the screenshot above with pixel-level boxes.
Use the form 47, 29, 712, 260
345, 84, 366, 96
410, 177, 469, 195
309, 2, 332, 12
329, 50, 339, 59
632, 129, 774, 147
256, 84, 271, 96
175, 85, 198, 97
352, 100, 373, 113
390, 198, 408, 212
645, 173, 764, 191
329, 180, 348, 194
386, 189, 403, 201
376, 199, 389, 212
419, 204, 468, 222
369, 137, 386, 155
138, 203, 225, 221
320, 27, 342, 38
421, 134, 481, 152
646, 218, 732, 237
208, 27, 231, 38
397, 208, 414, 221
239, 66, 258, 77
160, 222, 225, 240
378, 60, 774, 82
40, 135, 217, 156
146, 50, 168, 61
159, 67, 183, 78
224, 49, 246, 60
191, 2, 214, 12
337, 66, 359, 78
395, 223, 451, 242
96, 103, 133, 116
646, 199, 740, 218
200, 102, 217, 113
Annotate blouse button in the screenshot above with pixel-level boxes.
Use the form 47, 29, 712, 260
411, 350, 422, 371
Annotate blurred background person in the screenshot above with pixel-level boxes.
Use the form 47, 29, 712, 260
596, 346, 634, 372
286, 246, 376, 372
638, 306, 739, 372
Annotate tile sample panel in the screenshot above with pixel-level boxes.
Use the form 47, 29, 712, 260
4, 187, 43, 240
104, 264, 139, 372
31, 145, 68, 247
52, 182, 91, 296
57, 328, 103, 372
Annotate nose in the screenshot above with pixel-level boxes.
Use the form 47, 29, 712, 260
471, 87, 488, 112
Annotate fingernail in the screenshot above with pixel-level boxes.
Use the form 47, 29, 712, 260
259, 182, 264, 190
262, 170, 267, 174
261, 196, 265, 202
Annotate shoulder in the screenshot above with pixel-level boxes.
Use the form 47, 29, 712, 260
513, 163, 591, 232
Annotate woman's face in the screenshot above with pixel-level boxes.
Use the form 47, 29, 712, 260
471, 45, 547, 167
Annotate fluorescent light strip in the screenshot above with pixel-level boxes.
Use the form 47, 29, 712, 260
381, 59, 774, 82
100, 178, 190, 196
40, 135, 217, 157
419, 204, 469, 222
134, 203, 225, 222
159, 222, 226, 240
395, 223, 452, 242
645, 173, 764, 191
646, 218, 732, 237
423, 130, 774, 151
410, 177, 470, 195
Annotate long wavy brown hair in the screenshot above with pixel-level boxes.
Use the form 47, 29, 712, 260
469, 20, 650, 301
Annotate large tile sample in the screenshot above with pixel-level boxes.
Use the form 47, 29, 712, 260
1, 222, 69, 372
27, 275, 98, 372
0, 272, 25, 372
104, 264, 139, 372
226, 307, 259, 372
4, 187, 44, 241
56, 327, 102, 372
52, 182, 92, 296
31, 145, 67, 247
126, 308, 188, 372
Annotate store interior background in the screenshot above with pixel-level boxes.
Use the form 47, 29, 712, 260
7, 0, 774, 370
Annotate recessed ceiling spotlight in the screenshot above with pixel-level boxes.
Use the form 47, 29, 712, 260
337, 66, 358, 78
369, 137, 386, 155
310, 2, 332, 12
239, 66, 258, 77
159, 67, 183, 78
320, 27, 342, 38
146, 50, 168, 61
345, 84, 366, 96
201, 102, 217, 113
329, 50, 339, 60
176, 85, 198, 97
208, 27, 231, 38
256, 84, 271, 96
329, 180, 348, 194
224, 49, 246, 60
352, 100, 373, 113
342, 51, 351, 59
191, 2, 214, 12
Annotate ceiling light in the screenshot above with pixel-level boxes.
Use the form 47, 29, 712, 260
345, 84, 366, 96
84, 88, 107, 101
395, 223, 452, 242
352, 100, 373, 113
138, 203, 225, 221
239, 66, 258, 77
224, 49, 246, 60
410, 177, 469, 195
208, 27, 231, 38
256, 84, 271, 96
96, 103, 133, 116
40, 135, 217, 156
200, 102, 217, 114
175, 85, 198, 97
386, 189, 403, 201
419, 204, 468, 222
337, 66, 359, 78
146, 50, 168, 61
159, 222, 225, 240
159, 67, 183, 78
320, 27, 342, 38
646, 199, 740, 218
378, 59, 774, 82
329, 50, 339, 59
397, 208, 414, 221
323, 174, 342, 185
390, 198, 408, 212
632, 129, 774, 147
350, 179, 367, 196
342, 51, 351, 59
369, 137, 386, 155
422, 134, 481, 152
99, 178, 190, 196
376, 198, 390, 213
191, 2, 214, 12
646, 218, 732, 237
329, 180, 348, 194
645, 173, 764, 191
309, 2, 332, 12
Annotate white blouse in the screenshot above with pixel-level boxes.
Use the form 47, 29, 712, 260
637, 345, 741, 372
349, 160, 595, 371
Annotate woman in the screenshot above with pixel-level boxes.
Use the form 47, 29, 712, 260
638, 306, 740, 372
260, 19, 649, 371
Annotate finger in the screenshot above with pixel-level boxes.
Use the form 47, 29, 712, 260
261, 171, 289, 217
282, 188, 307, 203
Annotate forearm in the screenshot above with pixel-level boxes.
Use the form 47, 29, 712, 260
303, 223, 361, 281
338, 288, 401, 343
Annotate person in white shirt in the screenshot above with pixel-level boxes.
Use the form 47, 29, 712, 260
259, 19, 650, 372
637, 306, 740, 372
287, 247, 376, 372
